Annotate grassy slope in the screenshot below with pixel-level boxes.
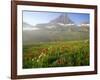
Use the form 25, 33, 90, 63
23, 40, 89, 68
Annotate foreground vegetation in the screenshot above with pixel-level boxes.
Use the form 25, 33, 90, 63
23, 40, 89, 68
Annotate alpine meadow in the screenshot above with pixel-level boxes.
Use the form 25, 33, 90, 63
22, 11, 90, 68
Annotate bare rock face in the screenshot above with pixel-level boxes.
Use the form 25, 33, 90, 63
49, 13, 74, 24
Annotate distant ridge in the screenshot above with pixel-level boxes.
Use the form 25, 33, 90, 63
23, 22, 34, 28
23, 13, 89, 31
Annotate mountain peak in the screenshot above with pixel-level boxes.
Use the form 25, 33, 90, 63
50, 13, 74, 24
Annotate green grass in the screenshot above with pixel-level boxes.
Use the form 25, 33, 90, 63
23, 40, 89, 68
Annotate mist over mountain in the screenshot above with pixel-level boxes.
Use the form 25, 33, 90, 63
23, 22, 40, 30
23, 22, 33, 28
23, 13, 89, 44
